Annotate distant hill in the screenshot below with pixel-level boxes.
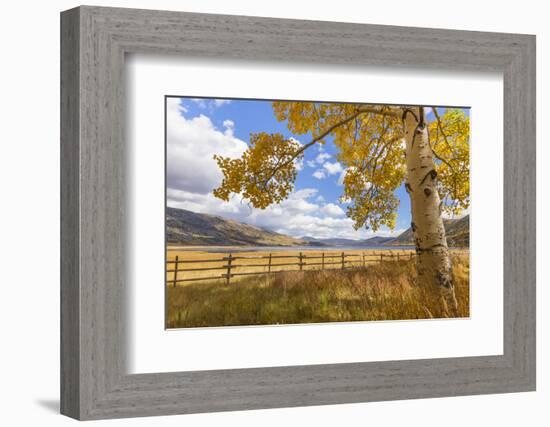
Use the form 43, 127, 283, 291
387, 215, 469, 247
302, 236, 396, 247
364, 236, 398, 245
166, 207, 306, 246
167, 207, 469, 248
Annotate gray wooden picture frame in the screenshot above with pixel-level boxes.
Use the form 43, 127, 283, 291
60, 5, 536, 420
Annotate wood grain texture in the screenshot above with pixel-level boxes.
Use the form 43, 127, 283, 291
60, 7, 80, 419
60, 5, 536, 420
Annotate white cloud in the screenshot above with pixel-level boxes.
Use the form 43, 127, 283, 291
167, 188, 246, 217
188, 98, 231, 109
277, 189, 319, 215
321, 203, 346, 217
313, 170, 326, 180
168, 187, 320, 223
289, 136, 303, 147
189, 98, 207, 108
166, 98, 403, 241
214, 99, 231, 107
323, 161, 344, 175
306, 160, 317, 168
337, 170, 347, 186
167, 183, 395, 240
315, 152, 331, 164
166, 98, 247, 195
222, 119, 235, 136
168, 98, 188, 112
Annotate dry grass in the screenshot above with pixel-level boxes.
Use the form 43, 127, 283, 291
166, 253, 470, 328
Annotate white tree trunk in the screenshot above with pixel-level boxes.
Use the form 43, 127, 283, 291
403, 107, 458, 317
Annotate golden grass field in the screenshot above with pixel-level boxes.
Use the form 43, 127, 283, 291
166, 248, 469, 328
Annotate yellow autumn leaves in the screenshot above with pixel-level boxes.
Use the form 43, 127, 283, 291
428, 108, 470, 216
212, 102, 469, 231
213, 132, 302, 209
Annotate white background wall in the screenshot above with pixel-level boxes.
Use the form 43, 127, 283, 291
0, 0, 546, 425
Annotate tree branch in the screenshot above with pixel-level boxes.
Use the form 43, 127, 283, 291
430, 107, 461, 198
432, 107, 457, 157
259, 106, 399, 187
432, 149, 454, 171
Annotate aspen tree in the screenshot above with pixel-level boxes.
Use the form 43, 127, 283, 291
213, 102, 469, 316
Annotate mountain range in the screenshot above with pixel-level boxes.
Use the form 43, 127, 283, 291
167, 206, 469, 248
300, 235, 397, 247
388, 214, 470, 247
166, 207, 305, 246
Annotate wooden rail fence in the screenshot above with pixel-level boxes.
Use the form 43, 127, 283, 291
166, 251, 418, 287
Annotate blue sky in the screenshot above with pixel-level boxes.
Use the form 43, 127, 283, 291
166, 97, 445, 240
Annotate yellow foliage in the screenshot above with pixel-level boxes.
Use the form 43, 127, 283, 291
212, 102, 470, 231
213, 132, 302, 209
428, 108, 470, 216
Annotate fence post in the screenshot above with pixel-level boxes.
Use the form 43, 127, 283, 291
341, 252, 345, 270
321, 252, 325, 270
299, 252, 303, 271
268, 253, 272, 273
397, 253, 400, 262
173, 255, 179, 288
225, 253, 233, 286
362, 253, 366, 268
380, 253, 383, 263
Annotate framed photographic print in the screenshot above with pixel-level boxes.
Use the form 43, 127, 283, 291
61, 5, 536, 420
164, 96, 471, 329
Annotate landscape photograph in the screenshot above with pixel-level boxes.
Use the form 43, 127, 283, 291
165, 96, 470, 329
